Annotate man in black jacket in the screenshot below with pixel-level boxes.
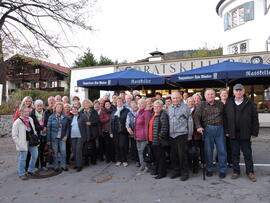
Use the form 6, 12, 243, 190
224, 84, 259, 182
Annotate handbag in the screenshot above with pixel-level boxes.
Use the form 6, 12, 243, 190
143, 143, 154, 163
20, 118, 40, 146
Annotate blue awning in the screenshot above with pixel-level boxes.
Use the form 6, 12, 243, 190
171, 61, 270, 83
77, 69, 166, 88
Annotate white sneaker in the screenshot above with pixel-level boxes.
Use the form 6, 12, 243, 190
115, 162, 121, 166
123, 162, 128, 167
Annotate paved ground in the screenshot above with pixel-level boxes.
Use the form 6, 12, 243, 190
0, 129, 270, 203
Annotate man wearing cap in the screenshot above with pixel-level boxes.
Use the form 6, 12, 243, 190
224, 84, 259, 182
103, 92, 110, 101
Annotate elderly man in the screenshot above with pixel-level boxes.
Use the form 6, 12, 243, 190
194, 88, 227, 179
224, 84, 259, 182
168, 92, 193, 181
124, 94, 133, 111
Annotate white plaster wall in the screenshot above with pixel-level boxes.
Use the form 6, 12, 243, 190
70, 66, 114, 103
218, 0, 270, 54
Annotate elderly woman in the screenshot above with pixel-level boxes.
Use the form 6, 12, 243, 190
146, 98, 154, 112
80, 99, 100, 166
12, 106, 38, 180
62, 96, 69, 105
29, 99, 45, 169
148, 100, 169, 179
63, 103, 72, 165
126, 101, 139, 167
187, 97, 202, 174
110, 96, 130, 167
100, 100, 115, 163
69, 105, 87, 172
13, 96, 34, 121
193, 93, 202, 106
134, 99, 152, 173
47, 102, 70, 172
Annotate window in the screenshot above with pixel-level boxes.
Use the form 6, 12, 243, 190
229, 41, 248, 54
35, 82, 40, 88
34, 68, 40, 74
224, 1, 254, 30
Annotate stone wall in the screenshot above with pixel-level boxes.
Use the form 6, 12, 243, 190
0, 115, 13, 137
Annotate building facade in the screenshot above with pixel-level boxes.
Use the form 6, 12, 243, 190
5, 55, 70, 99
217, 0, 270, 55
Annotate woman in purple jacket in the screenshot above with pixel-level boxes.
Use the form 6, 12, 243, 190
134, 99, 152, 173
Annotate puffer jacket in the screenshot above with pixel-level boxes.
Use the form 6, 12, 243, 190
80, 108, 100, 140
47, 113, 70, 142
151, 110, 169, 146
12, 117, 37, 151
110, 107, 129, 135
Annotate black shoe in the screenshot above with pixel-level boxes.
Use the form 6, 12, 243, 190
219, 172, 226, 179
206, 171, 213, 177
154, 175, 166, 179
84, 161, 89, 166
76, 167, 82, 172
170, 172, 181, 179
180, 174, 189, 181
61, 167, 69, 171
54, 168, 60, 172
150, 171, 158, 176
192, 168, 199, 174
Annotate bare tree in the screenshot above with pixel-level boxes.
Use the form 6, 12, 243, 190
0, 0, 95, 101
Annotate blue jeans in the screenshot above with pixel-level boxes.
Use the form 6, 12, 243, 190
204, 125, 227, 173
136, 141, 147, 168
52, 139, 66, 169
18, 144, 38, 176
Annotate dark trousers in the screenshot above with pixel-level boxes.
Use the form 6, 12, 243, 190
104, 132, 115, 162
71, 138, 83, 167
83, 140, 97, 165
188, 140, 202, 171
170, 135, 189, 176
231, 139, 254, 174
37, 136, 47, 168
98, 136, 106, 161
66, 137, 72, 165
113, 133, 128, 162
152, 145, 167, 176
226, 136, 232, 165
129, 137, 139, 162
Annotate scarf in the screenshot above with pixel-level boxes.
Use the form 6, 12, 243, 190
114, 106, 124, 117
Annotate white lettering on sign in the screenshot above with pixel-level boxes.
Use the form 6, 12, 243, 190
130, 79, 152, 84
246, 70, 270, 77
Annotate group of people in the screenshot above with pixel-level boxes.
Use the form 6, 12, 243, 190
12, 83, 259, 183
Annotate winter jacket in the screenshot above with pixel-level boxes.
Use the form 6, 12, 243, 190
191, 108, 202, 141
224, 97, 259, 140
47, 113, 70, 142
168, 102, 193, 139
100, 108, 113, 132
12, 117, 37, 151
110, 107, 129, 135
80, 108, 100, 140
134, 109, 152, 141
126, 111, 137, 130
151, 110, 170, 146
69, 113, 88, 142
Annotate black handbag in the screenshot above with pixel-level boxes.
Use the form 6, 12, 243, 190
20, 118, 40, 146
143, 143, 154, 163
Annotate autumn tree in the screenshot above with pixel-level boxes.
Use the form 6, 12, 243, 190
0, 0, 95, 101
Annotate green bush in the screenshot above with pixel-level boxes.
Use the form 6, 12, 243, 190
0, 89, 68, 115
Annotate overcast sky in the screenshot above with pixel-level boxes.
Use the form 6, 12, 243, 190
51, 0, 224, 66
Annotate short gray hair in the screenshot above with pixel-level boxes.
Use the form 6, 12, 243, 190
154, 99, 164, 106
34, 99, 43, 107
192, 93, 202, 100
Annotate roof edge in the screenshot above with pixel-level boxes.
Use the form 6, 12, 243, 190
216, 0, 226, 15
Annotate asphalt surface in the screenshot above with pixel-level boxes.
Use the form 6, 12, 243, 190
0, 129, 270, 203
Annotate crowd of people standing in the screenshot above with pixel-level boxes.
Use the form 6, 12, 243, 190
12, 83, 259, 183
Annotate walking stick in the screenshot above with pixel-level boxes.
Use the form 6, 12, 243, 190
201, 133, 206, 181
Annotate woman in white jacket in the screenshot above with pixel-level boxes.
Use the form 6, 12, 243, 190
12, 106, 38, 180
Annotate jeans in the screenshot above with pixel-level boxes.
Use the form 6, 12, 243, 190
136, 141, 147, 168
231, 139, 254, 174
18, 144, 38, 176
51, 139, 66, 169
204, 125, 227, 173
